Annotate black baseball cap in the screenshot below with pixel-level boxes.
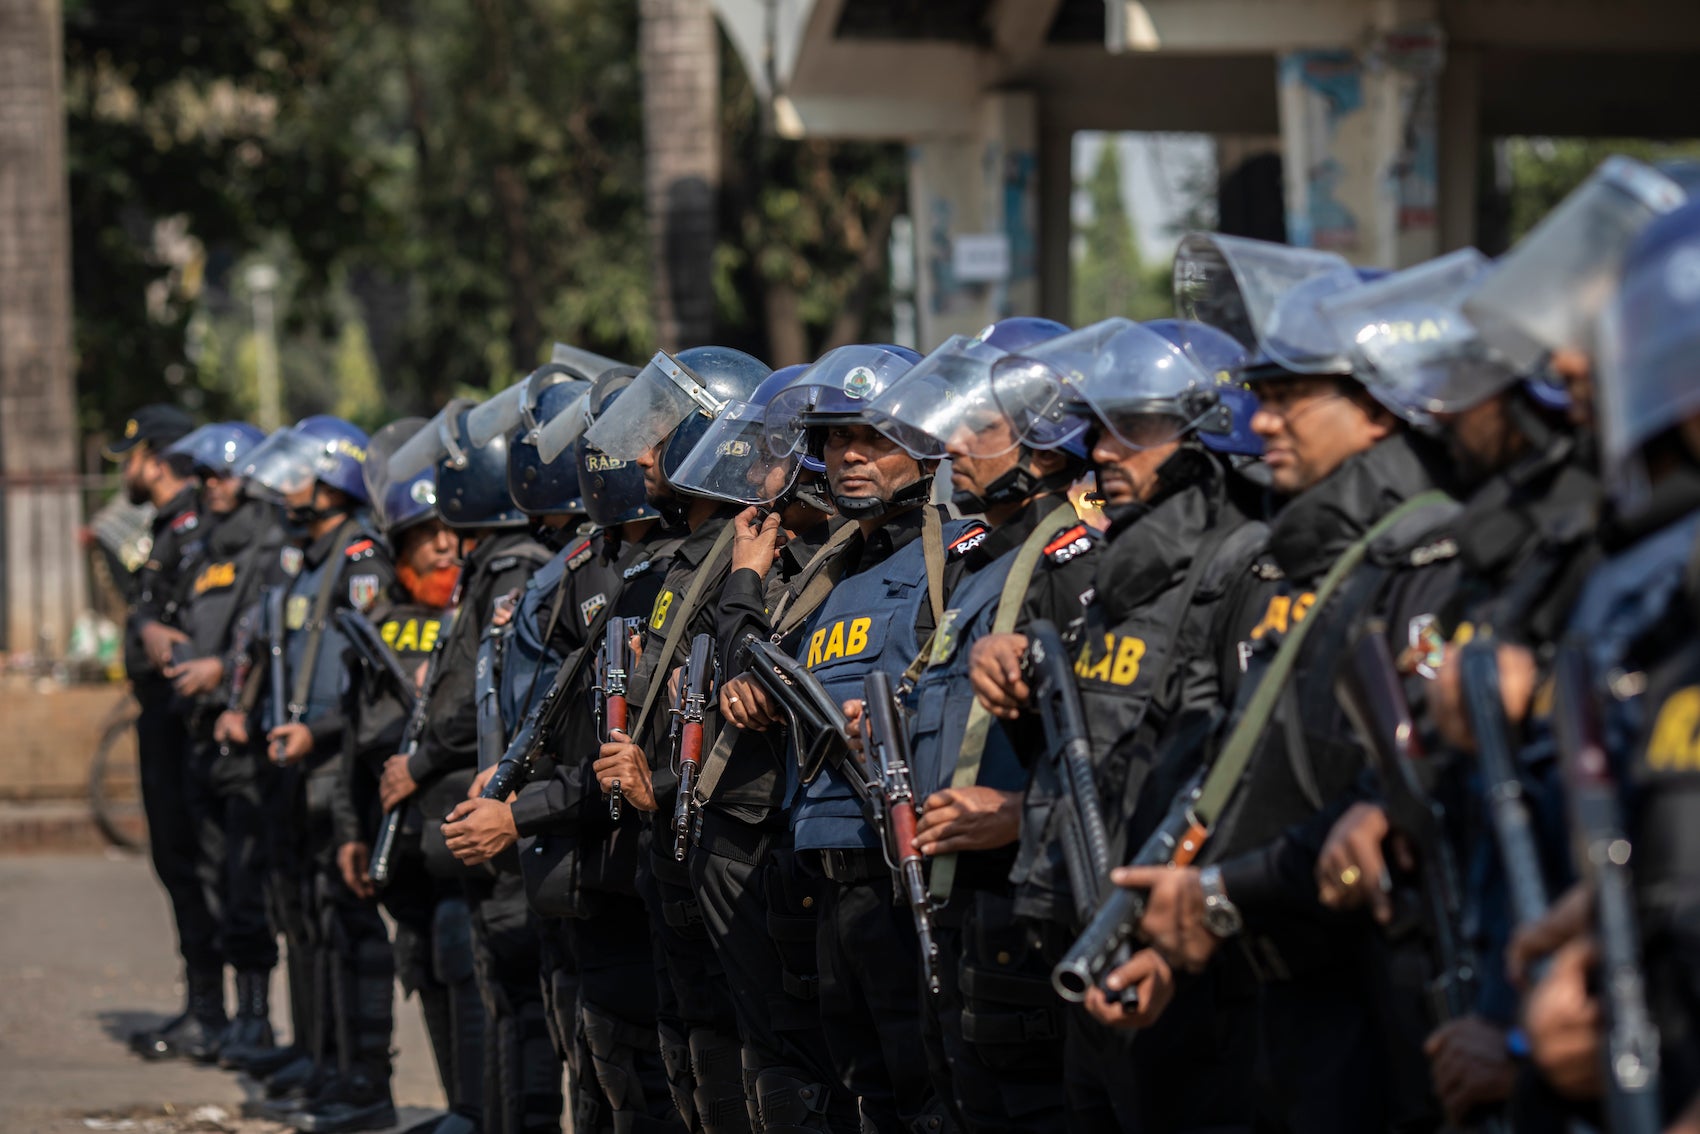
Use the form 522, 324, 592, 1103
105, 404, 195, 458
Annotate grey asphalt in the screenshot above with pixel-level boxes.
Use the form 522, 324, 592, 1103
0, 853, 451, 1134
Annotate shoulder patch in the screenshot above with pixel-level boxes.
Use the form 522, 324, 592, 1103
579, 592, 608, 627
1408, 537, 1459, 568
1252, 560, 1285, 581
487, 554, 521, 573
1043, 524, 1094, 565
348, 574, 381, 613
947, 522, 990, 558
345, 539, 377, 561
566, 540, 595, 571
622, 557, 653, 580
280, 546, 304, 577
171, 511, 199, 534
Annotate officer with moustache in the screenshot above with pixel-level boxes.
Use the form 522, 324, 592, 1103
589, 347, 771, 1134
157, 422, 277, 1065
110, 404, 227, 1061
715, 344, 974, 1134
964, 319, 1271, 1132
380, 400, 557, 1134
214, 416, 392, 1083
1103, 236, 1463, 1134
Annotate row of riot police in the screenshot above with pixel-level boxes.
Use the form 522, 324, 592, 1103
116, 151, 1700, 1134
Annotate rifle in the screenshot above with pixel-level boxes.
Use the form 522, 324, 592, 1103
370, 590, 461, 887
670, 633, 716, 861
267, 586, 293, 766
1552, 646, 1662, 1134
1335, 627, 1481, 1031
862, 670, 941, 994
334, 609, 419, 700
1458, 637, 1553, 969
475, 614, 512, 775
594, 618, 641, 819
1024, 620, 1138, 1007
1051, 769, 1203, 1001
736, 634, 858, 790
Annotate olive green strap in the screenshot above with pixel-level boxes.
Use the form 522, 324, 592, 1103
771, 521, 862, 641
1189, 491, 1451, 830
631, 521, 740, 743
928, 500, 1078, 903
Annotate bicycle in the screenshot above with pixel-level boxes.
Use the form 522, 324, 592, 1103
87, 692, 146, 851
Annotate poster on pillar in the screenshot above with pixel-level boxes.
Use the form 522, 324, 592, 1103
1278, 27, 1442, 268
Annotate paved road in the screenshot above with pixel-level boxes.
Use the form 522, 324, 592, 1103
0, 853, 449, 1134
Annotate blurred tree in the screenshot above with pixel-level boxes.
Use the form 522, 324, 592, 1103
1501, 137, 1700, 246
1073, 141, 1170, 325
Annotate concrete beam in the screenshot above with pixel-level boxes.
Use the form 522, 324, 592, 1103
989, 0, 1066, 67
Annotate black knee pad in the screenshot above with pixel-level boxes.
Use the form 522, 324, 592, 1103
689, 1028, 750, 1134
582, 1002, 654, 1114
755, 1067, 836, 1134
657, 1019, 697, 1129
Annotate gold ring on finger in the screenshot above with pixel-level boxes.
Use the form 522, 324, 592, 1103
1338, 865, 1361, 888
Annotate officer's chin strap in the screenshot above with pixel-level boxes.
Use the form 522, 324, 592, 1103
951, 456, 1077, 514
832, 471, 933, 520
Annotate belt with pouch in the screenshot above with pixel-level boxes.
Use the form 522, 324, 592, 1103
814, 847, 886, 884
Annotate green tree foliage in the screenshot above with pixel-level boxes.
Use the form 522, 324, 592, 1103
1502, 138, 1700, 245
64, 0, 901, 441
1072, 141, 1170, 326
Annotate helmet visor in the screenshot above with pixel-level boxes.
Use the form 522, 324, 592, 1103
763, 345, 931, 457
582, 350, 726, 463
994, 318, 1211, 451
465, 382, 530, 449
1258, 267, 1366, 374
166, 424, 255, 476
240, 428, 327, 501
365, 418, 428, 529
1596, 253, 1700, 501
862, 336, 1018, 460
534, 387, 595, 465
389, 399, 476, 481
1463, 156, 1684, 371
1321, 248, 1518, 418
550, 342, 625, 378
668, 399, 801, 505
1173, 233, 1353, 364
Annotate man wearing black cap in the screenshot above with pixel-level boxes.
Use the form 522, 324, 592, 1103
111, 404, 231, 1061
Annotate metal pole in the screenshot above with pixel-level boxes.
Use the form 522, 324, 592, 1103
247, 263, 282, 430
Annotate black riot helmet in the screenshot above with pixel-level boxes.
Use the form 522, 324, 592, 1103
506, 363, 594, 516
435, 402, 529, 531
574, 367, 661, 528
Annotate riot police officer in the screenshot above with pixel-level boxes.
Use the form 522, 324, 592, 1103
111, 403, 224, 1061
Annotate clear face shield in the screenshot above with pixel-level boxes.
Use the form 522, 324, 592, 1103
239, 428, 321, 503
550, 342, 625, 378
993, 318, 1216, 451
365, 418, 429, 530
464, 381, 530, 450
579, 350, 727, 463
1595, 240, 1700, 506
1463, 156, 1685, 371
762, 346, 934, 458
667, 398, 803, 506
1320, 248, 1517, 424
534, 385, 596, 465
1172, 233, 1354, 365
861, 335, 1015, 460
387, 398, 478, 482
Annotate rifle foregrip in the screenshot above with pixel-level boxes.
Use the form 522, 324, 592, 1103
1053, 886, 1147, 1001
481, 761, 522, 802
673, 762, 698, 861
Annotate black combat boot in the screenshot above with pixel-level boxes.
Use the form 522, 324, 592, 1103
135, 966, 227, 1062
290, 1069, 398, 1133
218, 969, 280, 1070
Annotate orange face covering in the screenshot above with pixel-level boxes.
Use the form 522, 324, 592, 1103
397, 564, 460, 609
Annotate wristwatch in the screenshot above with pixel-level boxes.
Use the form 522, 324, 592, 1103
1198, 866, 1243, 938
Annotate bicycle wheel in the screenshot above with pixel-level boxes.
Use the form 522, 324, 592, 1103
88, 701, 147, 851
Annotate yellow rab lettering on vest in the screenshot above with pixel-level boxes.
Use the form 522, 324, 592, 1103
806, 617, 873, 667
193, 561, 237, 595
1249, 591, 1317, 640
1074, 633, 1147, 686
381, 618, 440, 654
1647, 686, 1700, 773
652, 590, 676, 630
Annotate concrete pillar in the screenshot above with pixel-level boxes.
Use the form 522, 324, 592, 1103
0, 0, 88, 660
1275, 19, 1445, 268
640, 0, 720, 350
907, 91, 1041, 348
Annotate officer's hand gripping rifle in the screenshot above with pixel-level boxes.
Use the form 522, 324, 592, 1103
1552, 646, 1662, 1134
1335, 628, 1481, 1031
266, 586, 293, 766
862, 670, 941, 994
736, 634, 858, 789
594, 618, 640, 819
670, 633, 716, 861
369, 593, 461, 887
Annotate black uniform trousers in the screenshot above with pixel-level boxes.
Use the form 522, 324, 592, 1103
382, 832, 485, 1120
690, 822, 857, 1132
136, 686, 223, 972
571, 891, 686, 1133
814, 855, 947, 1132
540, 917, 614, 1134
467, 864, 564, 1134
195, 741, 278, 972
264, 762, 320, 1054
